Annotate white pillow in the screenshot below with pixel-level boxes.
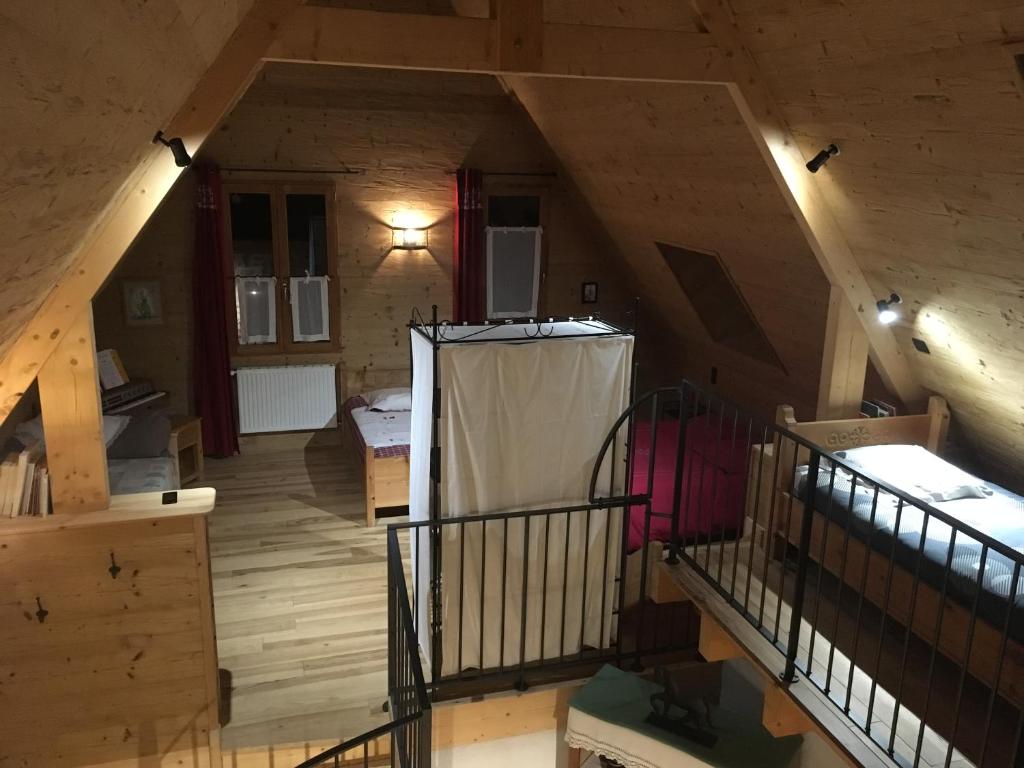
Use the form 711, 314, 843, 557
834, 444, 992, 503
14, 414, 131, 450
365, 387, 412, 412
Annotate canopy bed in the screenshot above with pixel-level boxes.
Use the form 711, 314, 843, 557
339, 369, 411, 526
772, 399, 1024, 708
409, 311, 635, 679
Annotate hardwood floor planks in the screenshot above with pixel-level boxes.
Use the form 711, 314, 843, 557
204, 433, 403, 753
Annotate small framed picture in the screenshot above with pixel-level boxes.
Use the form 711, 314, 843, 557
581, 281, 599, 304
123, 280, 163, 326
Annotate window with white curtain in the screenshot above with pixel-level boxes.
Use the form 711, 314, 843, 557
224, 184, 338, 353
486, 227, 542, 319
236, 277, 277, 344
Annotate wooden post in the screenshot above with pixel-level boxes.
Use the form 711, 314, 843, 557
37, 308, 109, 513
817, 285, 869, 420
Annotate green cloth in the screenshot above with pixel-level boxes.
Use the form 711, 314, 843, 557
570, 665, 802, 768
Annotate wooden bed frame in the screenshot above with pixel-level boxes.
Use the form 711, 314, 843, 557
772, 397, 1024, 708
339, 368, 411, 527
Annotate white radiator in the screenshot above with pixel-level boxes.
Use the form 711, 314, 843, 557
235, 365, 338, 434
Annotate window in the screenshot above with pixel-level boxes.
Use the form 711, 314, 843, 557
656, 241, 783, 370
223, 183, 338, 354
486, 194, 542, 319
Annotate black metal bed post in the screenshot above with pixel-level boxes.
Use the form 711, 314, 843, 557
666, 381, 689, 565
429, 304, 442, 696
387, 531, 396, 714
782, 450, 820, 684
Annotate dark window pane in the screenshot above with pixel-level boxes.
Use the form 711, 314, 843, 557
229, 193, 275, 277
286, 194, 328, 278
488, 195, 540, 227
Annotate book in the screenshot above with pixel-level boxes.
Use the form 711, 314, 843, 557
0, 454, 18, 518
97, 348, 129, 390
37, 468, 50, 517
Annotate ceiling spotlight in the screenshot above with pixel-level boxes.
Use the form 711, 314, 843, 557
876, 293, 902, 325
805, 143, 839, 173
153, 130, 192, 167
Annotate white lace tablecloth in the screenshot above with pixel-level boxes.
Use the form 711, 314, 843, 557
566, 708, 716, 768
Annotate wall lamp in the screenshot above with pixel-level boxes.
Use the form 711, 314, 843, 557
805, 143, 839, 173
877, 293, 903, 325
153, 131, 192, 167
392, 227, 429, 250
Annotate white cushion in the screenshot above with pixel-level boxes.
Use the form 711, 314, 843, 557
835, 444, 992, 503
365, 387, 412, 412
15, 414, 131, 450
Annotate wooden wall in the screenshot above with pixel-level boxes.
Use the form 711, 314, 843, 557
506, 76, 832, 418
93, 65, 629, 403
0, 511, 219, 767
0, 0, 252, 365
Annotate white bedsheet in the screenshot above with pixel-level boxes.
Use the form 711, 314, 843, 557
350, 405, 410, 448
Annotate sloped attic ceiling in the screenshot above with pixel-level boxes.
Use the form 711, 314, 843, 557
0, 1, 254, 362
507, 76, 832, 416
723, 0, 1024, 481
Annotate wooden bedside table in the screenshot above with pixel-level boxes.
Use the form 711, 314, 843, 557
169, 416, 204, 486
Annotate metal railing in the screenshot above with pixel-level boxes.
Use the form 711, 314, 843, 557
390, 501, 699, 698
658, 380, 1024, 768
296, 529, 431, 768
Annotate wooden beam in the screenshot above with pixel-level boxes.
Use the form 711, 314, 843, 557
817, 285, 869, 419
264, 6, 730, 83
762, 684, 814, 738
37, 308, 109, 514
0, 0, 299, 421
496, 0, 544, 73
693, 0, 925, 408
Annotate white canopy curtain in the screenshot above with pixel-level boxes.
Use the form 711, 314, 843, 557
409, 320, 633, 677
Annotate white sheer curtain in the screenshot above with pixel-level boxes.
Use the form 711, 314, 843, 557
486, 227, 542, 319
290, 276, 330, 342
235, 277, 277, 344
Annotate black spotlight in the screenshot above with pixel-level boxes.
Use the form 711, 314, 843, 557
153, 130, 192, 167
805, 143, 839, 173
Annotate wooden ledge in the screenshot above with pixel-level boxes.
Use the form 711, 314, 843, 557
0, 487, 216, 535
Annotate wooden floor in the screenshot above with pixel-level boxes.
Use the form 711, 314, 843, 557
204, 431, 405, 753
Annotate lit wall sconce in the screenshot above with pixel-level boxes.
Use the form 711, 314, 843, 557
392, 227, 428, 250
876, 292, 902, 325
805, 143, 839, 173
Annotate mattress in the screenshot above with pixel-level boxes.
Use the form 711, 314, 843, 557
794, 450, 1024, 639
343, 396, 411, 458
108, 457, 178, 495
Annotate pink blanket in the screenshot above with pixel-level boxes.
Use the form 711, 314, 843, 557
627, 417, 749, 551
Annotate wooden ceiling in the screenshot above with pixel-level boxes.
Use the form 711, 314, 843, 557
506, 75, 831, 416
2, 0, 1023, 483
0, 0, 254, 364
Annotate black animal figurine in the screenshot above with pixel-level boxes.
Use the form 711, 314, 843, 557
645, 665, 719, 748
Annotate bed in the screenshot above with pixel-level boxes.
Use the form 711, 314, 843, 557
772, 398, 1024, 707
339, 370, 411, 526
628, 416, 749, 552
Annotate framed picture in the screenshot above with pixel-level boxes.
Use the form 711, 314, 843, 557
123, 280, 163, 326
581, 281, 599, 304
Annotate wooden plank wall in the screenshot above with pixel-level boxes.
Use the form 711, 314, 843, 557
92, 64, 630, 399
0, 513, 220, 767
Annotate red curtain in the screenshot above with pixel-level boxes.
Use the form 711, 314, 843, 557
453, 168, 485, 322
192, 165, 239, 457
